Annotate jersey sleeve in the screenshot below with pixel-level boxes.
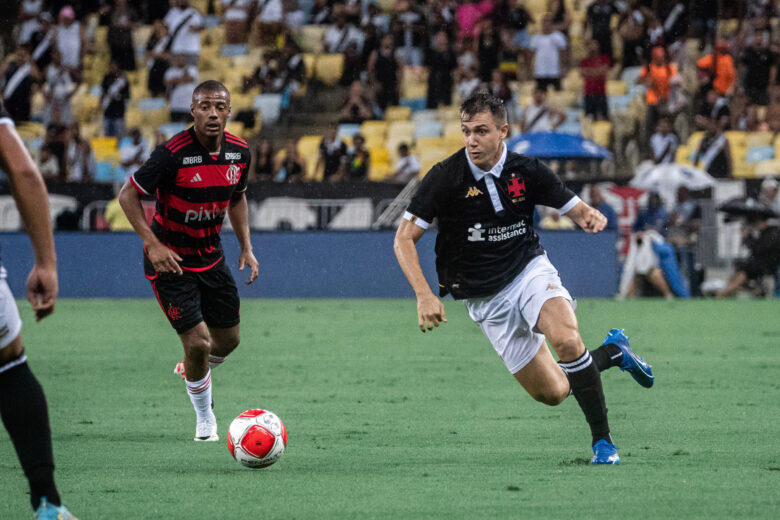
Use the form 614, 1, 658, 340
527, 159, 577, 211
130, 143, 174, 196
234, 150, 251, 194
405, 163, 448, 228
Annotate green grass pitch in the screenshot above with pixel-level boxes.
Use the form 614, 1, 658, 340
1, 298, 779, 519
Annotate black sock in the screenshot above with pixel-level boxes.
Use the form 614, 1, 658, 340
590, 343, 623, 372
0, 359, 61, 509
559, 351, 611, 446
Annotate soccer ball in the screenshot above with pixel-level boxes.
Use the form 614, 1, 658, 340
227, 409, 287, 468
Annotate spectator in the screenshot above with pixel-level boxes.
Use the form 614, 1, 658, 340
106, 0, 139, 71
585, 0, 618, 65
689, 0, 718, 48
659, 1, 687, 43
163, 0, 204, 65
520, 87, 565, 133
119, 128, 150, 181
101, 60, 131, 140
716, 214, 780, 298
528, 14, 567, 91
739, 29, 778, 107
638, 46, 679, 144
367, 35, 403, 112
339, 80, 375, 124
693, 113, 732, 178
343, 0, 362, 26
55, 5, 85, 71
274, 139, 306, 182
425, 30, 458, 109
164, 53, 198, 123
391, 0, 427, 66
310, 0, 333, 25
316, 124, 348, 181
145, 19, 170, 97
617, 0, 647, 70
758, 177, 780, 219
0, 45, 41, 123
503, 0, 534, 76
455, 0, 494, 41
697, 87, 730, 131
548, 0, 572, 36
588, 184, 618, 230
104, 185, 134, 230
345, 133, 370, 181
29, 12, 55, 70
649, 116, 678, 164
37, 145, 60, 179
363, 1, 390, 34
697, 41, 736, 97
42, 123, 68, 180
391, 142, 420, 183
255, 0, 285, 46
666, 186, 702, 295
17, 0, 44, 45
455, 66, 481, 103
634, 191, 669, 237
66, 123, 95, 182
579, 39, 610, 121
248, 135, 274, 181
221, 0, 253, 44
476, 17, 500, 83
43, 50, 79, 126
323, 13, 364, 54
486, 69, 515, 125
340, 41, 364, 87
539, 207, 575, 229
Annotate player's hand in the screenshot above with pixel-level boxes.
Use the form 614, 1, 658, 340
417, 292, 447, 333
578, 207, 607, 233
147, 243, 183, 275
26, 264, 58, 322
238, 249, 259, 285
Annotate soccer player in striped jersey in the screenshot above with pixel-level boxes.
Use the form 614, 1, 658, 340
119, 80, 259, 442
0, 101, 77, 518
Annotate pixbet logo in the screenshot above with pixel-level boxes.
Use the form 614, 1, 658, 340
467, 223, 486, 242
225, 164, 241, 184
184, 205, 226, 223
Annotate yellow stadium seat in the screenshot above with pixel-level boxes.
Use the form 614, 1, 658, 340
360, 120, 388, 141
443, 120, 462, 139
91, 137, 118, 151
224, 122, 246, 139
402, 82, 427, 99
418, 147, 448, 177
368, 146, 392, 181
315, 54, 344, 86
15, 122, 46, 140
732, 159, 754, 178
745, 132, 773, 148
592, 121, 611, 147
725, 131, 747, 149
297, 135, 323, 180
687, 131, 704, 151
416, 136, 446, 151
675, 145, 691, 165
384, 106, 411, 122
387, 120, 415, 143
606, 80, 628, 96
754, 159, 780, 177
438, 105, 460, 122
302, 53, 316, 80
300, 25, 326, 53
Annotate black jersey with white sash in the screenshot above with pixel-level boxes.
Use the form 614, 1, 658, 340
406, 148, 576, 299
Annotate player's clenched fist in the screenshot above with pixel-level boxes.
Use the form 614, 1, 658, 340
417, 293, 447, 333
580, 208, 607, 233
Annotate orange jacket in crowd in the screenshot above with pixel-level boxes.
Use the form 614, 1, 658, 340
640, 62, 679, 106
697, 53, 736, 96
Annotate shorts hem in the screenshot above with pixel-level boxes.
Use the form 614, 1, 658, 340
506, 338, 544, 374
203, 318, 240, 330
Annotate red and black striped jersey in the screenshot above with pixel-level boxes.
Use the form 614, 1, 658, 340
130, 127, 250, 271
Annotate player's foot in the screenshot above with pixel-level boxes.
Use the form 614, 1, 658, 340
174, 361, 186, 381
590, 439, 620, 465
194, 411, 218, 442
602, 328, 654, 388
33, 497, 78, 520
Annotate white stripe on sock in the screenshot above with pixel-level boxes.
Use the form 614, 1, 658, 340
559, 352, 593, 374
185, 370, 213, 420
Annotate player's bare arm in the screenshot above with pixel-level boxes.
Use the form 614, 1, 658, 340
394, 219, 447, 332
118, 182, 183, 275
0, 123, 58, 321
566, 201, 607, 234
227, 192, 259, 284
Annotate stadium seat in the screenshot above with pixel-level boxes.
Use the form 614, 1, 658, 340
606, 80, 628, 97
556, 121, 582, 135
95, 162, 117, 182
302, 53, 316, 80
687, 131, 704, 151
315, 53, 345, 86
443, 120, 462, 139
746, 146, 774, 163
416, 136, 446, 151
592, 121, 611, 147
725, 131, 747, 149
418, 147, 448, 177
297, 135, 324, 180
754, 159, 780, 177
384, 106, 411, 122
368, 147, 392, 181
400, 98, 427, 112
158, 122, 188, 139
254, 94, 283, 125
608, 95, 633, 115
438, 105, 460, 122
138, 97, 167, 111
337, 124, 362, 143
224, 121, 246, 138
675, 145, 692, 165
387, 120, 416, 143
746, 132, 773, 148
415, 120, 443, 139
299, 25, 326, 53
360, 120, 388, 142
620, 66, 643, 87
221, 44, 249, 57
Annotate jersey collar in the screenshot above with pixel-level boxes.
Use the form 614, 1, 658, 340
465, 142, 507, 182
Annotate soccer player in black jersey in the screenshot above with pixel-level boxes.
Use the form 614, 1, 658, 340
0, 103, 77, 517
119, 80, 259, 442
394, 91, 654, 464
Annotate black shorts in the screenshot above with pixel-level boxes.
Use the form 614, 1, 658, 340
149, 258, 240, 334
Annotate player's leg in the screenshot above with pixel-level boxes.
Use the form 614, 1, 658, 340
200, 260, 242, 371
178, 323, 218, 441
208, 325, 240, 369
511, 339, 570, 406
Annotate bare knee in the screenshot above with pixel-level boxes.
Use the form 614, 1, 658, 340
182, 331, 212, 358
530, 386, 568, 406
548, 330, 584, 362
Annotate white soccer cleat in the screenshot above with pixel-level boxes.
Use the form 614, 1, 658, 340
174, 361, 186, 381
195, 411, 218, 442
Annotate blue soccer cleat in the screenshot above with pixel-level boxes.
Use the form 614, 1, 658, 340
591, 439, 620, 465
603, 328, 654, 388
34, 497, 78, 520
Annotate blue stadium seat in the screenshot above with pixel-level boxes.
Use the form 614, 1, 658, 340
221, 44, 249, 57
555, 121, 582, 135
337, 124, 361, 142
254, 94, 283, 125
620, 66, 642, 86
159, 122, 188, 138
95, 162, 116, 182
400, 98, 427, 112
204, 15, 221, 28
608, 95, 633, 114
138, 98, 166, 111
745, 145, 774, 163
415, 120, 443, 139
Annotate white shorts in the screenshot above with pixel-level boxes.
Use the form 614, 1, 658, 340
0, 268, 23, 350
464, 254, 573, 374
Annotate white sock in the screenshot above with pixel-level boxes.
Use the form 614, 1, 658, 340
208, 355, 226, 370
185, 370, 213, 421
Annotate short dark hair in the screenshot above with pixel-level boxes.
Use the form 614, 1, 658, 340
192, 80, 230, 100
460, 90, 507, 126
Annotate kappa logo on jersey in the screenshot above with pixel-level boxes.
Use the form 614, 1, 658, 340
183, 156, 202, 165
184, 204, 227, 223
225, 164, 241, 184
467, 223, 486, 242
225, 152, 241, 160
465, 186, 483, 198
190, 173, 203, 183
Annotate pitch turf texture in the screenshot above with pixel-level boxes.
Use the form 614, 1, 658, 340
1, 299, 779, 519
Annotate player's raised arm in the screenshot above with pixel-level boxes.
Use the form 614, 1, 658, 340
566, 200, 608, 234
394, 218, 447, 332
0, 122, 58, 321
227, 191, 258, 284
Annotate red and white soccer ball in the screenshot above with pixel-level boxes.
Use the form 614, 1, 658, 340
227, 409, 287, 468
